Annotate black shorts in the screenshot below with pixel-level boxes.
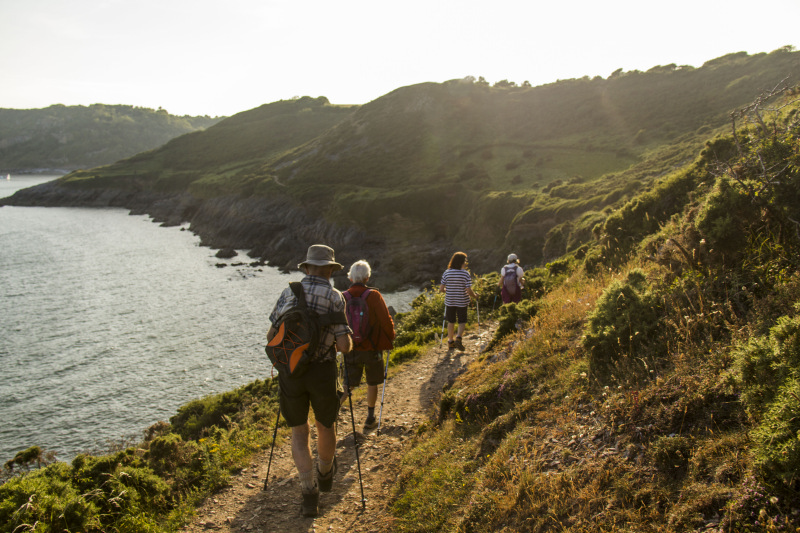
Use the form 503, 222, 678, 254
278, 359, 339, 428
344, 350, 384, 387
445, 305, 468, 324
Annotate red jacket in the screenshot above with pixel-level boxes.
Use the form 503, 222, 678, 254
345, 284, 396, 351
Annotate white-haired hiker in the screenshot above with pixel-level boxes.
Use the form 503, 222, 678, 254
342, 260, 396, 430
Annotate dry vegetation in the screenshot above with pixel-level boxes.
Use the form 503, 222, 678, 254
385, 86, 800, 532
2, 61, 800, 533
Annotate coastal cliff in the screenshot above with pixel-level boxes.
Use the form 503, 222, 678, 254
0, 180, 446, 290
3, 50, 799, 290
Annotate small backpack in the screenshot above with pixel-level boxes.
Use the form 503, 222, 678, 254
266, 282, 346, 378
503, 266, 518, 295
344, 288, 372, 345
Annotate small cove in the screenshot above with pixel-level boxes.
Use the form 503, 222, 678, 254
0, 175, 419, 462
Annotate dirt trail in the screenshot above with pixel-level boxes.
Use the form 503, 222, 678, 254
178, 323, 496, 533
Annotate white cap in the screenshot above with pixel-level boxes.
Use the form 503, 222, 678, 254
507, 253, 518, 263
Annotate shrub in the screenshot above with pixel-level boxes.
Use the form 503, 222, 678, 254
583, 269, 663, 382
144, 433, 201, 482
0, 464, 101, 532
733, 307, 800, 488
735, 311, 800, 417
601, 168, 698, 261
170, 379, 277, 440
649, 435, 693, 479
390, 343, 424, 365
695, 177, 756, 256
752, 377, 800, 485
486, 300, 538, 351
393, 288, 446, 347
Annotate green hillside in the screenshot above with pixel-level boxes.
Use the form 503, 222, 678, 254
63, 96, 356, 197
0, 104, 222, 172
2, 78, 800, 532
382, 78, 800, 532
11, 47, 795, 284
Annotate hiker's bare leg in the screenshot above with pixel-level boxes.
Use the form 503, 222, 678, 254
291, 423, 313, 474
315, 420, 336, 464
457, 322, 466, 339
447, 322, 455, 341
367, 384, 378, 408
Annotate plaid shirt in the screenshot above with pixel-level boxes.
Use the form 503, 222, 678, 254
269, 275, 352, 362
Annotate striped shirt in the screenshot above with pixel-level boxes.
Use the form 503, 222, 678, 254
269, 275, 352, 362
440, 268, 472, 308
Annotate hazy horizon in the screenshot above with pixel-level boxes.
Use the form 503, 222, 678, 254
1, 0, 798, 117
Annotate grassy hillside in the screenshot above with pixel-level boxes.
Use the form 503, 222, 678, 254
33, 47, 800, 278
57, 96, 355, 197
0, 104, 222, 172
2, 83, 798, 532
385, 81, 800, 531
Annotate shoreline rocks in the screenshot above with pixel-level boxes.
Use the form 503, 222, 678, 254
0, 182, 467, 292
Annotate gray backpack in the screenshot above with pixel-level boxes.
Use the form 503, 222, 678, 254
503, 266, 518, 295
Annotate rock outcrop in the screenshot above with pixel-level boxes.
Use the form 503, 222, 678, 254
0, 181, 451, 291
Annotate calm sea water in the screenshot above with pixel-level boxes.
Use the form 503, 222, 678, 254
0, 175, 417, 463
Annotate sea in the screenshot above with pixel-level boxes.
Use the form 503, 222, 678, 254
0, 174, 418, 463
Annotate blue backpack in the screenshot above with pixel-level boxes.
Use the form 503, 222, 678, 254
344, 289, 372, 345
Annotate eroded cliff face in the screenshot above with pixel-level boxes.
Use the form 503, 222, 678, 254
0, 182, 459, 291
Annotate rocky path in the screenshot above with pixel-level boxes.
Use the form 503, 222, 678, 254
178, 323, 496, 533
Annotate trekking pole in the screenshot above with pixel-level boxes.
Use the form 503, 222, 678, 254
492, 294, 498, 312
477, 299, 481, 327
437, 306, 447, 363
342, 359, 367, 508
377, 351, 389, 435
263, 405, 281, 490
439, 306, 446, 347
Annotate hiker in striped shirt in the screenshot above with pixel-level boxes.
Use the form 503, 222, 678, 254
439, 251, 477, 351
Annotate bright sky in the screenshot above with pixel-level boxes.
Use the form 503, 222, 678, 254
1, 0, 798, 118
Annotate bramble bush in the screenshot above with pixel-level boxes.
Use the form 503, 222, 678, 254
735, 310, 800, 486
735, 311, 800, 417
695, 177, 758, 257
752, 377, 800, 486
583, 268, 663, 383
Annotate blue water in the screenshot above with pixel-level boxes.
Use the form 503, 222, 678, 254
0, 175, 417, 463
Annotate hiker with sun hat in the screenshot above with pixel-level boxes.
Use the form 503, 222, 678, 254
266, 244, 352, 517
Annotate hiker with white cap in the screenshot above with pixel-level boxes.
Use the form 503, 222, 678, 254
499, 253, 525, 304
266, 244, 353, 517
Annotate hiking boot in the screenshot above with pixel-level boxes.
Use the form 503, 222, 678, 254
447, 340, 456, 351
455, 337, 465, 351
317, 457, 337, 493
301, 487, 319, 517
363, 415, 378, 431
